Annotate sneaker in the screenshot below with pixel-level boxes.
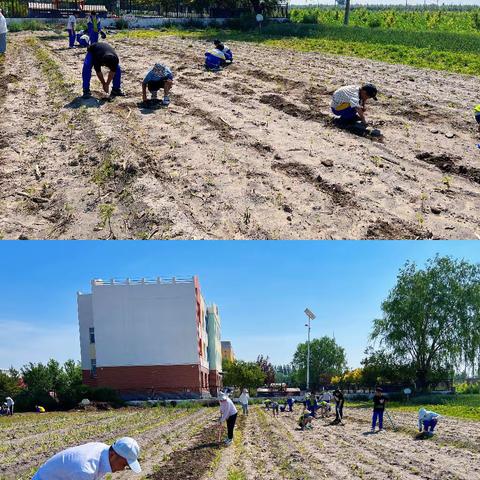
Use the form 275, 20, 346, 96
110, 88, 125, 97
224, 438, 232, 445
151, 91, 158, 100
82, 90, 92, 99
162, 96, 170, 106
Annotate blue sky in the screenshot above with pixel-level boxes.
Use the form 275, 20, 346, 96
0, 241, 478, 371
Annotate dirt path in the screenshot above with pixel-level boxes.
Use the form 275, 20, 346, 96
1, 32, 479, 239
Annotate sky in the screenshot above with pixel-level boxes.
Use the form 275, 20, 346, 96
0, 241, 479, 372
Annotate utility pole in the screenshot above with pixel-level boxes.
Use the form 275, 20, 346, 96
304, 308, 316, 391
343, 0, 351, 25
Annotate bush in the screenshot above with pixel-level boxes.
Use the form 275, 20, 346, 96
14, 390, 59, 412
115, 19, 129, 30
225, 14, 258, 31
456, 382, 480, 394
8, 20, 50, 32
368, 18, 382, 28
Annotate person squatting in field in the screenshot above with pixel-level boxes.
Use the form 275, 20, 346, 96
371, 387, 387, 432
333, 388, 345, 424
32, 437, 141, 479
271, 400, 280, 417
205, 40, 233, 71
142, 62, 174, 106
87, 12, 105, 44
418, 408, 441, 436
67, 13, 77, 49
287, 396, 295, 412
305, 393, 318, 417
82, 42, 123, 99
238, 388, 250, 415
331, 84, 378, 126
298, 407, 314, 430
218, 392, 238, 446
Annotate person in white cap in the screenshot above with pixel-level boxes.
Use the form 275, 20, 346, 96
5, 396, 14, 415
238, 388, 249, 415
418, 408, 441, 436
32, 437, 141, 479
218, 392, 238, 445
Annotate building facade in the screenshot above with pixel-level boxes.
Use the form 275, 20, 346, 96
77, 276, 219, 398
206, 304, 222, 396
221, 341, 235, 362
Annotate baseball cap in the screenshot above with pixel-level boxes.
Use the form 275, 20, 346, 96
362, 83, 378, 100
219, 392, 228, 401
112, 437, 141, 473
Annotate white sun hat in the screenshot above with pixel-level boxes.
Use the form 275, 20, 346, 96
112, 437, 141, 473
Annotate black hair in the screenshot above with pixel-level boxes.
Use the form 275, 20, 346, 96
104, 53, 119, 71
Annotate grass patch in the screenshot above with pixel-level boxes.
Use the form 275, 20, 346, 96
117, 24, 480, 76
8, 20, 51, 32
348, 394, 480, 421
25, 36, 71, 96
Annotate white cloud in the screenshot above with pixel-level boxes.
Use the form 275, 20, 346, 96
0, 320, 80, 370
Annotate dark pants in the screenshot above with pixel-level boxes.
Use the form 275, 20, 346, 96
372, 409, 384, 430
7, 405, 13, 415
67, 29, 75, 48
332, 106, 358, 121
335, 402, 343, 421
147, 79, 166, 93
89, 31, 99, 44
82, 52, 121, 92
226, 413, 237, 440
423, 419, 437, 432
288, 403, 293, 412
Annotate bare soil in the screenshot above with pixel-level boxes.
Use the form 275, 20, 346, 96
1, 32, 480, 239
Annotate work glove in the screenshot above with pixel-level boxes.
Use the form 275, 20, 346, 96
100, 31, 107, 39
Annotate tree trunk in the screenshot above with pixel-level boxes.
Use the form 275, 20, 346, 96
343, 0, 351, 25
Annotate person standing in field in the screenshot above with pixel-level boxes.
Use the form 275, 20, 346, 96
32, 437, 141, 479
0, 9, 7, 55
331, 84, 378, 126
82, 42, 123, 99
5, 396, 14, 415
218, 392, 238, 446
87, 12, 103, 44
287, 397, 294, 412
333, 388, 344, 424
67, 13, 77, 49
371, 387, 387, 433
238, 388, 250, 415
418, 408, 441, 436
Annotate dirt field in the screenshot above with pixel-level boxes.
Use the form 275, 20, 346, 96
2, 405, 479, 480
1, 31, 480, 239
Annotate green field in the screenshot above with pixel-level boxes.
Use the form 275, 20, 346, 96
348, 394, 480, 421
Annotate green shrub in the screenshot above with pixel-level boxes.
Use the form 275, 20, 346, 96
8, 20, 50, 32
456, 382, 480, 394
115, 18, 129, 30
368, 18, 382, 28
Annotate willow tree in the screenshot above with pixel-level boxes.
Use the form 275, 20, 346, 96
371, 255, 480, 391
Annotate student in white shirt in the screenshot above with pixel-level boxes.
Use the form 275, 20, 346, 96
0, 9, 7, 55
5, 396, 14, 415
238, 388, 250, 415
32, 437, 141, 479
331, 83, 378, 126
67, 13, 77, 49
218, 393, 238, 445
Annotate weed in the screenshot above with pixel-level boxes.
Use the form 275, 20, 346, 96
99, 204, 116, 239
442, 175, 453, 190
243, 207, 251, 226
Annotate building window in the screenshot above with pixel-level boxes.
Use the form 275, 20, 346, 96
90, 359, 97, 378
89, 327, 95, 344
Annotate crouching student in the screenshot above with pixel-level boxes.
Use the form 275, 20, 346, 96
218, 393, 238, 446
76, 30, 90, 48
213, 39, 233, 64
418, 408, 440, 436
474, 104, 480, 134
82, 42, 123, 99
331, 83, 378, 126
142, 62, 173, 106
205, 45, 226, 71
298, 409, 313, 431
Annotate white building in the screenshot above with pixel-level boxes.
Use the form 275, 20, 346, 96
77, 276, 218, 398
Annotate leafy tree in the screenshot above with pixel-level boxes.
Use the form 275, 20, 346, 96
371, 256, 480, 391
256, 355, 276, 385
222, 360, 266, 390
0, 370, 22, 399
292, 336, 347, 390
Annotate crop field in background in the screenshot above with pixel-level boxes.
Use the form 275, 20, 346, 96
1, 403, 480, 480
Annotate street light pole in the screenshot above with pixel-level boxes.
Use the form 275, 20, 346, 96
304, 308, 316, 392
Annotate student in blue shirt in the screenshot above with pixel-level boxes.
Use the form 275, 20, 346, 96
87, 12, 103, 44
32, 437, 141, 479
142, 62, 174, 106
76, 30, 90, 48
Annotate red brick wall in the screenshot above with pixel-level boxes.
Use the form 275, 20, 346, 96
208, 369, 222, 397
94, 364, 207, 394
82, 370, 98, 388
